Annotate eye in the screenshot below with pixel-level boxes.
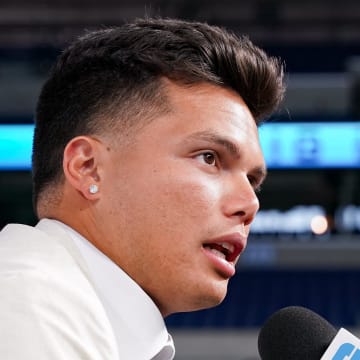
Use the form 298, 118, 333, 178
248, 175, 263, 193
195, 151, 217, 166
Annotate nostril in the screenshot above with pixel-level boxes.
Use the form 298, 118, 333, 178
234, 210, 246, 217
245, 213, 256, 226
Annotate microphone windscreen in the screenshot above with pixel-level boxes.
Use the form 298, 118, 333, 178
258, 306, 337, 360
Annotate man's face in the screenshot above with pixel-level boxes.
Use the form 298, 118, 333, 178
97, 81, 266, 316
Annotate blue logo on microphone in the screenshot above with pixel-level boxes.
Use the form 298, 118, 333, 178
332, 343, 360, 360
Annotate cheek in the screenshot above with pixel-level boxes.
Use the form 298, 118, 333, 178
124, 174, 221, 251
104, 164, 222, 254
157, 176, 220, 227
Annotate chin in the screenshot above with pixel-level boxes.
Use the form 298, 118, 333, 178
161, 277, 230, 316
185, 281, 229, 312
162, 294, 226, 317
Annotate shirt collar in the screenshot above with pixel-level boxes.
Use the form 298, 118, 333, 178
47, 219, 175, 360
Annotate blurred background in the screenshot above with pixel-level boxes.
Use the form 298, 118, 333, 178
1, 0, 360, 358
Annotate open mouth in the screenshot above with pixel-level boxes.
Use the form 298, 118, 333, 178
203, 242, 240, 263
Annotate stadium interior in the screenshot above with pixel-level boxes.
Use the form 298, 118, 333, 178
1, 1, 360, 358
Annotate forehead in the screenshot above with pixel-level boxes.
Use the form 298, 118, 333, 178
106, 80, 266, 177
158, 80, 260, 144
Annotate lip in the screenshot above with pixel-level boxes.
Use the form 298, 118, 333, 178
201, 232, 247, 278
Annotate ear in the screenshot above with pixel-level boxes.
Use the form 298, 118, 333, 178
63, 136, 102, 200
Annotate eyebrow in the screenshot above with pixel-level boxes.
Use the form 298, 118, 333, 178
186, 130, 241, 157
186, 130, 267, 182
250, 166, 268, 187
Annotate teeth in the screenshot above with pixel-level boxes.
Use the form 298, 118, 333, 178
219, 242, 234, 254
209, 248, 226, 259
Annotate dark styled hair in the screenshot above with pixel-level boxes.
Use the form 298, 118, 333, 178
32, 17, 285, 209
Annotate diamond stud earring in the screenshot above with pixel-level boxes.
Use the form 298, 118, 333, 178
89, 184, 99, 194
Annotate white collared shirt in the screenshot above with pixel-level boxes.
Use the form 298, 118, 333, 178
50, 220, 175, 360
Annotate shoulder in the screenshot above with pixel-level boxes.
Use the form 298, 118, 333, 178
0, 222, 118, 359
0, 222, 66, 257
0, 222, 84, 275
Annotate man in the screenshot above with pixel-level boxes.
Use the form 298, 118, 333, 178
0, 17, 284, 359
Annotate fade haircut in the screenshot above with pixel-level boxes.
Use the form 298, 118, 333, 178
32, 17, 285, 210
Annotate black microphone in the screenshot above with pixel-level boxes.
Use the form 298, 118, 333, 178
258, 306, 342, 360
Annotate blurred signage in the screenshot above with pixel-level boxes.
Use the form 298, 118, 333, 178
251, 205, 328, 235
250, 204, 360, 235
259, 121, 360, 169
0, 124, 32, 170
336, 205, 360, 232
1, 121, 360, 170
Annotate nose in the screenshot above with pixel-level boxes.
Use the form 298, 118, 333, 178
222, 173, 260, 226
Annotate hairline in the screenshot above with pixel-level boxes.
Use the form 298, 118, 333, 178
35, 76, 173, 214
